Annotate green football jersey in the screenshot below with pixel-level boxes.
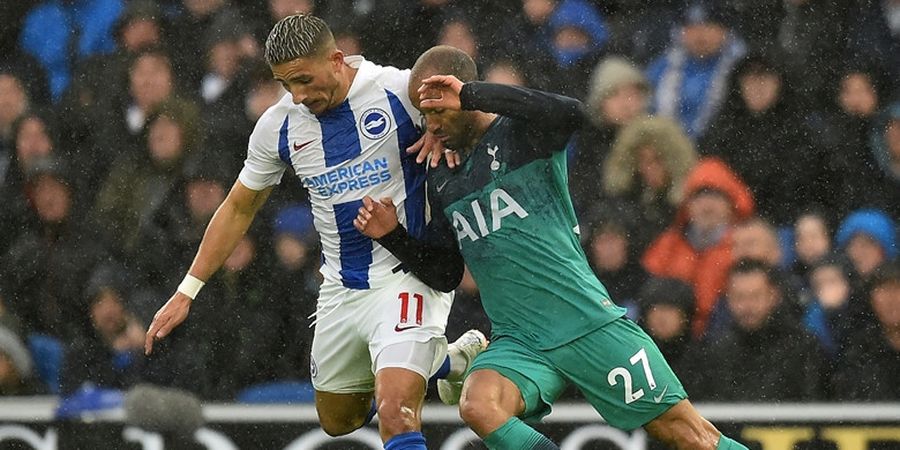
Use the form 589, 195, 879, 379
428, 113, 626, 350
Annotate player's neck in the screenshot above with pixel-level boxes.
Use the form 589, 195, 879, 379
334, 63, 358, 106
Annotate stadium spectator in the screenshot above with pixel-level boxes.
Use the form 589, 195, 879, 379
167, 0, 243, 89
646, 0, 746, 140
817, 63, 893, 220
868, 100, 900, 218
120, 48, 178, 138
332, 22, 363, 56
792, 211, 833, 281
60, 264, 147, 395
54, 1, 165, 202
0, 110, 62, 253
635, 277, 699, 389
583, 202, 648, 310
199, 14, 257, 107
4, 110, 59, 189
80, 265, 212, 398
642, 158, 754, 337
832, 262, 900, 400
802, 255, 862, 362
134, 161, 231, 295
67, 0, 164, 109
18, 0, 124, 100
601, 116, 697, 249
689, 259, 825, 401
701, 54, 826, 226
602, 0, 682, 65
772, 0, 852, 107
197, 15, 259, 172
483, 59, 527, 87
268, 0, 315, 22
542, 0, 608, 99
3, 158, 106, 338
0, 325, 44, 396
486, 0, 559, 92
707, 216, 807, 339
93, 98, 202, 259
846, 0, 900, 89
81, 47, 182, 191
836, 209, 898, 284
243, 61, 287, 124
358, 0, 453, 68
570, 56, 650, 213
0, 69, 30, 154
437, 16, 480, 63
731, 217, 784, 269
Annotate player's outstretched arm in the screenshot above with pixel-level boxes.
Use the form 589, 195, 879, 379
419, 75, 586, 135
144, 180, 273, 355
354, 196, 464, 292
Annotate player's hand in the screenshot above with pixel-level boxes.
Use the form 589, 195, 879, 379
418, 75, 464, 111
354, 196, 399, 239
407, 131, 460, 168
144, 292, 192, 355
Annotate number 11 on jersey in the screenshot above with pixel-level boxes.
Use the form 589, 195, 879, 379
395, 292, 424, 332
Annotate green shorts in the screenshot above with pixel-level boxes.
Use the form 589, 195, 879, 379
468, 317, 686, 430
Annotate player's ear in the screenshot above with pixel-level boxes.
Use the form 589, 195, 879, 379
328, 49, 344, 72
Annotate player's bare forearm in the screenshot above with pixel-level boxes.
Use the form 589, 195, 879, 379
188, 181, 273, 280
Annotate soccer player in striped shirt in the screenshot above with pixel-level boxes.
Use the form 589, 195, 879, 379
144, 15, 485, 450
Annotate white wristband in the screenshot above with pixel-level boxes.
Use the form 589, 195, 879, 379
177, 274, 205, 300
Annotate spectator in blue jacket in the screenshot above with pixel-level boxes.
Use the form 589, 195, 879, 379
836, 209, 897, 284
19, 0, 124, 100
646, 1, 745, 140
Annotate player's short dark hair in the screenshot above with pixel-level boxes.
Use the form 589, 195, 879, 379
410, 45, 479, 87
728, 258, 776, 285
265, 14, 335, 65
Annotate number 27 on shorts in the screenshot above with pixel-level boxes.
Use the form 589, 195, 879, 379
607, 348, 657, 404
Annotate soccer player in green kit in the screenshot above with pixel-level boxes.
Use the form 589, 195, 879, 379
354, 46, 748, 450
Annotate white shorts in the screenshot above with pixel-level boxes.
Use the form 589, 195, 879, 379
310, 270, 454, 393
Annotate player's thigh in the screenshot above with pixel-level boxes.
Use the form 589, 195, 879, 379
366, 271, 453, 378
374, 338, 447, 388
549, 318, 687, 430
310, 282, 375, 394
466, 337, 567, 424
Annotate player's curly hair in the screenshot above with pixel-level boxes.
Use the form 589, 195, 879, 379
264, 14, 335, 65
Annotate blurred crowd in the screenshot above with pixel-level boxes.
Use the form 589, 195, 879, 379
0, 0, 898, 404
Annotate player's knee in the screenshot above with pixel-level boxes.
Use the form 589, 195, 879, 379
319, 413, 366, 437
458, 394, 500, 429
377, 397, 420, 433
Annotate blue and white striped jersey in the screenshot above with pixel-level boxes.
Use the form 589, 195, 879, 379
238, 56, 426, 290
